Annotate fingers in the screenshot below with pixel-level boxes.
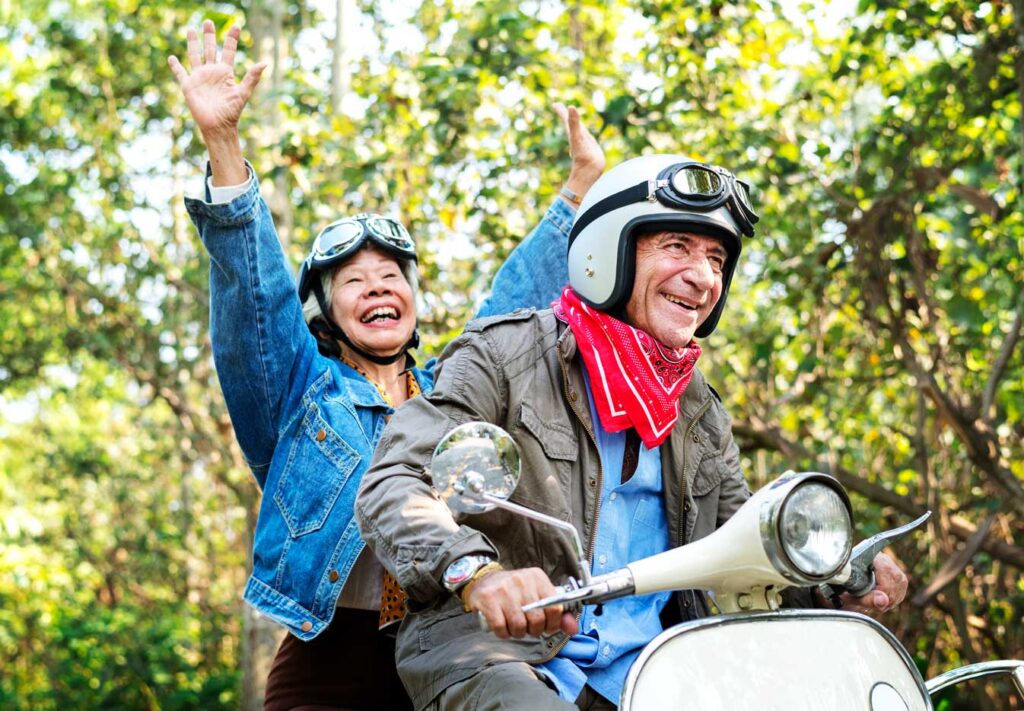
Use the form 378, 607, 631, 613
561, 610, 579, 636
871, 552, 908, 611
221, 25, 241, 66
566, 105, 582, 139
167, 56, 188, 85
186, 26, 201, 69
543, 599, 564, 635
240, 62, 268, 100
464, 568, 565, 639
476, 599, 511, 639
552, 102, 569, 130
203, 19, 217, 64
841, 590, 888, 615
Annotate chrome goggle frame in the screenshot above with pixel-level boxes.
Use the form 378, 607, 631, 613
310, 213, 416, 266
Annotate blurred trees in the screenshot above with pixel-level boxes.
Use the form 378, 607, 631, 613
0, 0, 1020, 707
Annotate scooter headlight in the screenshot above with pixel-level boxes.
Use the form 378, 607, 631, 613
778, 482, 852, 578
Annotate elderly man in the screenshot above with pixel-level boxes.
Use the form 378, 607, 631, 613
356, 155, 908, 710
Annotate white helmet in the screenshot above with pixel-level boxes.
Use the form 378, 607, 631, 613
567, 154, 758, 337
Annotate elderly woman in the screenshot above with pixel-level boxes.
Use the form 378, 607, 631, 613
170, 21, 604, 711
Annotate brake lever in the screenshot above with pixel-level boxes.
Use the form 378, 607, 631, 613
821, 511, 931, 604
522, 568, 636, 614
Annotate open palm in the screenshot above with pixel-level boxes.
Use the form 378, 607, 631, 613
168, 21, 266, 137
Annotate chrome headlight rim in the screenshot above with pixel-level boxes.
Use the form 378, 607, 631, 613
758, 472, 853, 584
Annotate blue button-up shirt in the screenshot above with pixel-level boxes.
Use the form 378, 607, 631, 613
537, 371, 672, 705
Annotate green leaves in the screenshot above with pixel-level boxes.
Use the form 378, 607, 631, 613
2, 0, 1022, 704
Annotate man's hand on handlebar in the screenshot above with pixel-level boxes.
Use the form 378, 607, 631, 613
463, 567, 579, 639
820, 552, 909, 615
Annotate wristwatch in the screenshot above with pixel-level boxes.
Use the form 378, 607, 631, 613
442, 555, 496, 594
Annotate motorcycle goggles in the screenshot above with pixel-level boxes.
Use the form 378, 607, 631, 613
568, 161, 759, 246
657, 162, 758, 234
309, 213, 416, 266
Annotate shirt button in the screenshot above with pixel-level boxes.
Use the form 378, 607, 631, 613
692, 434, 700, 443
569, 391, 578, 402
602, 644, 611, 657
316, 429, 327, 442
329, 570, 339, 583
609, 492, 617, 501
683, 597, 691, 608
598, 554, 607, 566
300, 621, 313, 632
588, 479, 597, 489
683, 501, 691, 512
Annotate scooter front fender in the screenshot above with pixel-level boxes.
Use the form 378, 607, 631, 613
621, 609, 931, 711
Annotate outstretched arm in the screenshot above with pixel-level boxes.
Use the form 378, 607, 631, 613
475, 104, 606, 318
172, 23, 316, 487
168, 21, 266, 186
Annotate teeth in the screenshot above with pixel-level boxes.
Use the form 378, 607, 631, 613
362, 306, 399, 323
664, 294, 698, 310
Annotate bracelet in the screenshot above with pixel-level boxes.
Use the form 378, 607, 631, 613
460, 562, 505, 612
559, 186, 582, 206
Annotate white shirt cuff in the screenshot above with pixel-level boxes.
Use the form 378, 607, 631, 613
207, 165, 256, 204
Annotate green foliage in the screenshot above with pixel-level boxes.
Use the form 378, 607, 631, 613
2, 0, 1022, 705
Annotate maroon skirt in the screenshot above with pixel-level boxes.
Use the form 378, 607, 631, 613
263, 607, 413, 711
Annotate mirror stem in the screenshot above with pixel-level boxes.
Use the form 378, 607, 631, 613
481, 494, 591, 584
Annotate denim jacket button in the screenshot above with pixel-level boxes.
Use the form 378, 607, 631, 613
329, 570, 339, 583
301, 621, 313, 632
316, 429, 327, 442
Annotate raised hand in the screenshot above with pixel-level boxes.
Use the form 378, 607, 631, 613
554, 103, 606, 204
168, 21, 266, 139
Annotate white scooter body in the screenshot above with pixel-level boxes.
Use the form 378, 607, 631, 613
622, 611, 930, 710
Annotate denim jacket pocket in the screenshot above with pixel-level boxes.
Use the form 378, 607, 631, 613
274, 401, 361, 537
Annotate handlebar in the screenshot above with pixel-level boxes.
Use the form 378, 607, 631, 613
821, 511, 931, 603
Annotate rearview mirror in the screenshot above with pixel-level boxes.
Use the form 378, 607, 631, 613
430, 421, 521, 514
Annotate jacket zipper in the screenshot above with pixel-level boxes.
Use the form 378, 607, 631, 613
541, 350, 604, 661
676, 398, 713, 549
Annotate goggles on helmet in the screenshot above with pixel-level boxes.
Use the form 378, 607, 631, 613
309, 213, 416, 266
655, 162, 758, 236
568, 161, 758, 247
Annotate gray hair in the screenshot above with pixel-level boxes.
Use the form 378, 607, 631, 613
301, 256, 420, 326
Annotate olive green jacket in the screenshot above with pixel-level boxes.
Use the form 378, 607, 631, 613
356, 308, 753, 710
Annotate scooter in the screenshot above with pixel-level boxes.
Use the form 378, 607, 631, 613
429, 421, 1024, 710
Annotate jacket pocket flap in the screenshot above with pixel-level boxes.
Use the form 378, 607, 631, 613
691, 452, 727, 497
518, 402, 577, 461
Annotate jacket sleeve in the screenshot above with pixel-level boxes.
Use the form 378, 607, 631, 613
184, 163, 319, 489
356, 328, 511, 604
474, 197, 573, 318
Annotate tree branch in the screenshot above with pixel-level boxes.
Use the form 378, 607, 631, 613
982, 295, 1024, 420
732, 421, 1024, 569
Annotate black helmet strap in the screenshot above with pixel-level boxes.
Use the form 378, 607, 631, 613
310, 275, 419, 366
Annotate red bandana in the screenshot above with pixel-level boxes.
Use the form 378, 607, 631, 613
553, 287, 702, 448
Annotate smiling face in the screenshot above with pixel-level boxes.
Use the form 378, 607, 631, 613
623, 231, 727, 348
329, 245, 416, 358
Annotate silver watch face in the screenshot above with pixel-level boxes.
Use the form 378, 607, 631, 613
444, 556, 485, 589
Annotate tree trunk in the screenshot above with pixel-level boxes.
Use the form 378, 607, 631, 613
239, 3, 295, 707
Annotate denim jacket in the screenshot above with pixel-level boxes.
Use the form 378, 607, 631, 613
184, 171, 573, 639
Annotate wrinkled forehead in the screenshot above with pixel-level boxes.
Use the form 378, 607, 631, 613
332, 244, 403, 273
638, 230, 729, 258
